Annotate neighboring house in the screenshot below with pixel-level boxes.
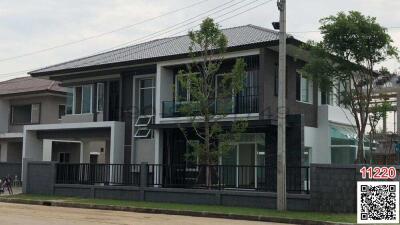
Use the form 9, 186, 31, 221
24, 25, 357, 184
0, 77, 66, 163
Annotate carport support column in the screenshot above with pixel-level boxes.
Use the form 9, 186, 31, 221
140, 162, 149, 187
43, 139, 53, 161
154, 129, 163, 185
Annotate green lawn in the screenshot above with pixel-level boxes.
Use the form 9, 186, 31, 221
1, 194, 356, 224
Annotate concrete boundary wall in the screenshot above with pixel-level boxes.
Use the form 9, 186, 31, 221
52, 184, 310, 211
29, 162, 392, 212
310, 164, 400, 213
24, 161, 310, 211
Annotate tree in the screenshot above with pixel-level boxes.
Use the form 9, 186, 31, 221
176, 18, 247, 186
301, 11, 398, 163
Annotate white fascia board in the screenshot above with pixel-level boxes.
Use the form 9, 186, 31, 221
61, 74, 121, 85
158, 113, 260, 124
157, 49, 261, 67
24, 121, 125, 131
0, 132, 23, 139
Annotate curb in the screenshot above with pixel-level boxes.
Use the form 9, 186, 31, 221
0, 198, 353, 225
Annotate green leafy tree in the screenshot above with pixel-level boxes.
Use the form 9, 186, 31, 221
301, 11, 398, 163
176, 18, 248, 186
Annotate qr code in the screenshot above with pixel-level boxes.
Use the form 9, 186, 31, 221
358, 181, 399, 224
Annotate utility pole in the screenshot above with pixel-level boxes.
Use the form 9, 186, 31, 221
277, 0, 287, 211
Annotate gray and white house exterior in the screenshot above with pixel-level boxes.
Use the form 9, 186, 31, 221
0, 77, 67, 163
23, 25, 359, 186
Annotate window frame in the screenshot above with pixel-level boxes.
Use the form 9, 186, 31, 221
73, 85, 93, 115
58, 104, 66, 120
10, 103, 41, 125
296, 73, 313, 104
97, 83, 105, 112
138, 78, 155, 116
59, 152, 71, 163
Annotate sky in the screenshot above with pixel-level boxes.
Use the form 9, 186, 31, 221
0, 0, 399, 82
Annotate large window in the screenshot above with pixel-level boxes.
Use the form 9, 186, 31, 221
134, 78, 155, 139
11, 104, 40, 125
296, 73, 313, 103
139, 78, 155, 115
74, 85, 92, 114
97, 83, 104, 112
321, 90, 334, 105
66, 88, 73, 115
175, 74, 190, 102
58, 105, 66, 119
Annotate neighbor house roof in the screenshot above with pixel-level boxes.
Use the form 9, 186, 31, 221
0, 77, 67, 97
29, 25, 300, 76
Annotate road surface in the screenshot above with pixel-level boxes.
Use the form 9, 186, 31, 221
0, 202, 291, 225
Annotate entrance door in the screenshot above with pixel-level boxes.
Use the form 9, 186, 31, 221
238, 144, 255, 188
90, 154, 98, 164
221, 143, 261, 189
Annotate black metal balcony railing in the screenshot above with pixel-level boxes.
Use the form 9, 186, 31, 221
162, 95, 259, 118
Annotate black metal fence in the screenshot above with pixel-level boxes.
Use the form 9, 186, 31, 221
56, 163, 309, 193
148, 164, 309, 193
56, 163, 141, 186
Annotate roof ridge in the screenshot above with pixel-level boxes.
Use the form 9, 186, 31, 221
30, 24, 288, 75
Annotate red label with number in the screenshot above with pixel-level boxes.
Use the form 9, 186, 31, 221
360, 166, 397, 180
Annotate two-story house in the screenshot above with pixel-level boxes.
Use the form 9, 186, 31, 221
23, 25, 358, 187
0, 77, 67, 163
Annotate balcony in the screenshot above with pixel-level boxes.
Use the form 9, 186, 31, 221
162, 94, 259, 118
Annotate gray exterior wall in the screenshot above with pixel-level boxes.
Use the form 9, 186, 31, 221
8, 95, 65, 133
61, 114, 94, 123
259, 48, 318, 127
134, 139, 155, 164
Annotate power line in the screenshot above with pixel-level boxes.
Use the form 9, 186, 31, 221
0, 0, 210, 63
0, 0, 276, 78
31, 0, 267, 72
0, 0, 237, 77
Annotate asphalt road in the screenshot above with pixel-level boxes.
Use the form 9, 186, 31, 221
0, 202, 291, 225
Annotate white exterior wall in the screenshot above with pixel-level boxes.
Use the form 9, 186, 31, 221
22, 121, 125, 180
305, 104, 355, 164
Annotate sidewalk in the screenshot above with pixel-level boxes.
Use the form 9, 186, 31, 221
0, 186, 22, 196
0, 194, 356, 225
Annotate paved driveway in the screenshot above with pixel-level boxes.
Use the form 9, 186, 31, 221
0, 202, 292, 225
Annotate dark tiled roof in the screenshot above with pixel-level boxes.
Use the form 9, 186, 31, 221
30, 25, 284, 75
0, 77, 67, 96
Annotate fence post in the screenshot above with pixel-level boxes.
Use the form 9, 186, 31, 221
22, 158, 32, 194
50, 162, 57, 195
140, 162, 149, 188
